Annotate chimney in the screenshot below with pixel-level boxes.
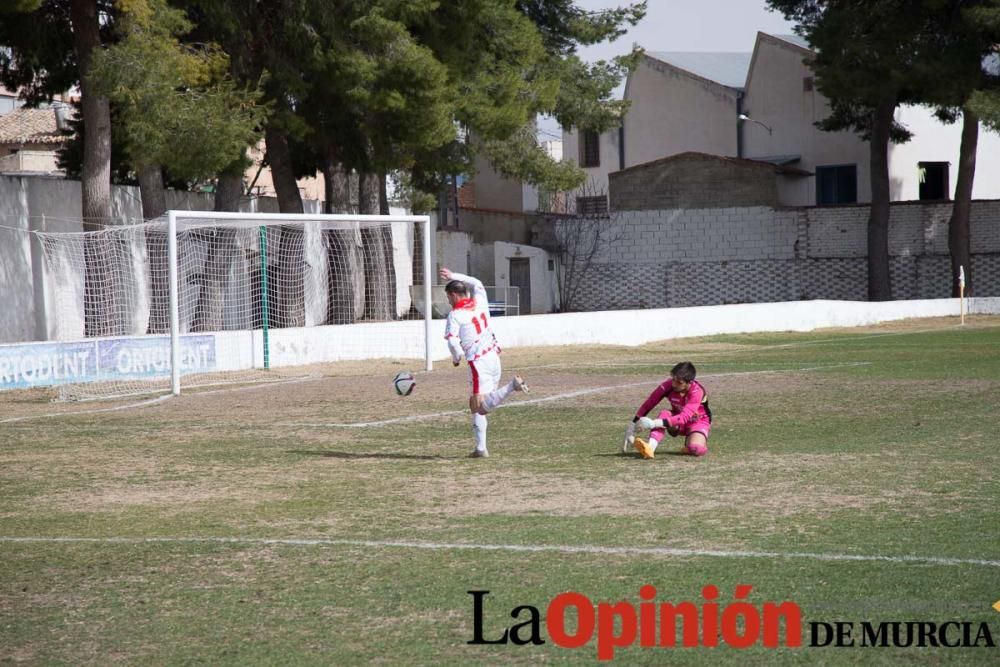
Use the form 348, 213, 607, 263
53, 102, 71, 132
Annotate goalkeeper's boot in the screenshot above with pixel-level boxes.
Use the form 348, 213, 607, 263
634, 437, 655, 460
468, 449, 489, 458
513, 375, 530, 393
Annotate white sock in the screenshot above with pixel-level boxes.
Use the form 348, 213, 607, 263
482, 379, 515, 412
649, 437, 660, 452
473, 413, 488, 452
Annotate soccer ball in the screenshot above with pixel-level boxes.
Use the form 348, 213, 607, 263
393, 371, 416, 396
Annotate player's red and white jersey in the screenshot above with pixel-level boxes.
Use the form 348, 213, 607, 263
444, 272, 499, 362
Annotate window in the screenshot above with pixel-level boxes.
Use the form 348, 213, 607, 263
918, 161, 949, 201
575, 195, 608, 215
579, 129, 600, 168
815, 165, 857, 205
803, 76, 814, 92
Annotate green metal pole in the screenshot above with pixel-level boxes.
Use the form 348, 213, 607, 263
259, 226, 270, 370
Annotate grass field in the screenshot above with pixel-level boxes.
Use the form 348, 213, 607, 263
2, 316, 999, 665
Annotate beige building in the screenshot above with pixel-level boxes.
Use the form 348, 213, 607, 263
565, 31, 1000, 208
243, 140, 324, 202
564, 50, 749, 210
456, 128, 564, 215
0, 106, 69, 174
744, 33, 1000, 204
460, 150, 539, 213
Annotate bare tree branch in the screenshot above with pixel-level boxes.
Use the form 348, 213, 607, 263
535, 178, 621, 312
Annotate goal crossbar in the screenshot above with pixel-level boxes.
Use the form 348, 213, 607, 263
169, 211, 433, 227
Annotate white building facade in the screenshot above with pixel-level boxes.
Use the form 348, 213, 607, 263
565, 32, 1000, 208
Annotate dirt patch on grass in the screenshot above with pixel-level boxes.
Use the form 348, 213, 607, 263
3, 324, 996, 535
223, 366, 822, 425
39, 479, 285, 515
392, 452, 949, 522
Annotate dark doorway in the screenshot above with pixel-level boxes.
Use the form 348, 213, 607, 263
509, 258, 530, 315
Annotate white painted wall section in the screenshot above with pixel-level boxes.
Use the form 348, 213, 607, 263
6, 298, 997, 392
488, 298, 1000, 350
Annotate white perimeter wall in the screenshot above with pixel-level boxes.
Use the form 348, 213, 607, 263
3, 297, 997, 391
220, 297, 1000, 367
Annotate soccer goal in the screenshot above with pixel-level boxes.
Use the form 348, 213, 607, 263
35, 211, 433, 400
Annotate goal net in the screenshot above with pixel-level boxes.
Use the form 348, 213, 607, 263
35, 211, 433, 400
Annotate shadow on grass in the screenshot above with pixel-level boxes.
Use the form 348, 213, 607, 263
288, 449, 452, 461
595, 451, 696, 459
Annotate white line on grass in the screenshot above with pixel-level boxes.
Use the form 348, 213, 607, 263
0, 376, 319, 424
0, 395, 173, 424
1, 535, 996, 568
0, 362, 866, 428
296, 362, 870, 428
0, 324, 974, 424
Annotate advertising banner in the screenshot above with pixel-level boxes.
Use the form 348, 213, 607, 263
0, 336, 216, 391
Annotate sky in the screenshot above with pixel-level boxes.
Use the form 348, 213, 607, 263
538, 0, 797, 138
575, 0, 795, 61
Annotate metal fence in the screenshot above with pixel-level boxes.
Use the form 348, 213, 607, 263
485, 286, 520, 316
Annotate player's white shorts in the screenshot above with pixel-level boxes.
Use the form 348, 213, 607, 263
468, 350, 501, 396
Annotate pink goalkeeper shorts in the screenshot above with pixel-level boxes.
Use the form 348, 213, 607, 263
656, 411, 711, 439
654, 413, 711, 456
678, 418, 711, 439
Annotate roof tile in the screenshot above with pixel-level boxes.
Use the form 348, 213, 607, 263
0, 107, 68, 145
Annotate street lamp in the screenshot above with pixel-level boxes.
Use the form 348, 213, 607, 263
738, 113, 772, 135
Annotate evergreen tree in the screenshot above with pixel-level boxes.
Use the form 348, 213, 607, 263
87, 0, 267, 218
1, 0, 118, 334
939, 1, 1000, 297
771, 0, 1000, 300
768, 0, 930, 301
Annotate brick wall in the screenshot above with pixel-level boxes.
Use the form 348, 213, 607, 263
609, 153, 781, 211
457, 183, 475, 209
562, 200, 1000, 311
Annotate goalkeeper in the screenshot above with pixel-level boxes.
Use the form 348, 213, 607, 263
623, 361, 711, 459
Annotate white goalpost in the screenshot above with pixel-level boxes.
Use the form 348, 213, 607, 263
35, 211, 433, 400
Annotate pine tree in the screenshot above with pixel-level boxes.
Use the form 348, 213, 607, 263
768, 0, 929, 301
87, 0, 266, 219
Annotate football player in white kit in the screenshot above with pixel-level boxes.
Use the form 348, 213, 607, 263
440, 267, 529, 458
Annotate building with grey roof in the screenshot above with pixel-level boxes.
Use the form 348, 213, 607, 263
563, 30, 1000, 209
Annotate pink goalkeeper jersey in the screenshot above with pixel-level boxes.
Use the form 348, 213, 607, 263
444, 272, 499, 362
635, 379, 711, 428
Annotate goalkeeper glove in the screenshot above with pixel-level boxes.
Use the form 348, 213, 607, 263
638, 416, 664, 430
622, 422, 636, 453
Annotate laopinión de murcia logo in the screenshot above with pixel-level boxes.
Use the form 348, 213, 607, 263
467, 586, 998, 661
